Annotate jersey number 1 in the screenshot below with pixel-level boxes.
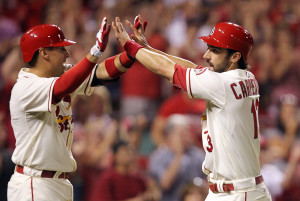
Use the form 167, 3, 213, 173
251, 99, 259, 139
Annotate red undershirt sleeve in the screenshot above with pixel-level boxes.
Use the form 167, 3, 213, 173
52, 57, 96, 103
172, 64, 187, 91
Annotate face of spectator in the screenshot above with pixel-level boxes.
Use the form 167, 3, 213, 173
280, 102, 297, 123
182, 186, 206, 201
184, 193, 205, 201
114, 145, 135, 167
168, 124, 191, 152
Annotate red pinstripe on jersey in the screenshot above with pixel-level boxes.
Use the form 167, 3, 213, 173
31, 177, 34, 201
48, 79, 57, 112
188, 69, 194, 98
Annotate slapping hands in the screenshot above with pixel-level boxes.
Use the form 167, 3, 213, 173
90, 17, 111, 57
96, 17, 111, 52
112, 15, 149, 48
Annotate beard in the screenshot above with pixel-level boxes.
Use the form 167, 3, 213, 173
207, 57, 231, 73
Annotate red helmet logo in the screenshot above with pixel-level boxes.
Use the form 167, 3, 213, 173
20, 24, 76, 62
198, 22, 253, 63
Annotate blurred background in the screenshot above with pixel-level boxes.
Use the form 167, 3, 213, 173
0, 0, 300, 200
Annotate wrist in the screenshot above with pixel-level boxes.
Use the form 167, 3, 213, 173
124, 40, 144, 59
119, 52, 135, 68
90, 45, 102, 58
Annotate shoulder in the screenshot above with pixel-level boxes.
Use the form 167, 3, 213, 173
192, 66, 210, 75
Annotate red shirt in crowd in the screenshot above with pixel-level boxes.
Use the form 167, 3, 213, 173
89, 168, 147, 201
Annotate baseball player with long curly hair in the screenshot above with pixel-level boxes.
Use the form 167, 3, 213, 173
7, 17, 136, 201
112, 16, 272, 201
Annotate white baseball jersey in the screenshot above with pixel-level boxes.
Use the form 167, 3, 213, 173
10, 67, 96, 172
186, 67, 260, 180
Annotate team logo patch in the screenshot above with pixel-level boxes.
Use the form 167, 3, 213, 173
210, 27, 215, 35
195, 67, 207, 75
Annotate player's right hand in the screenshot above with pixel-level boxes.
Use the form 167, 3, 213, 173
112, 17, 131, 47
96, 17, 111, 52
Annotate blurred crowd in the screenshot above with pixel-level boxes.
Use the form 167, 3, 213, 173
0, 0, 300, 200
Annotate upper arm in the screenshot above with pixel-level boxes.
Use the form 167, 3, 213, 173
15, 78, 57, 112
136, 48, 176, 82
148, 46, 198, 69
95, 61, 111, 80
186, 68, 225, 107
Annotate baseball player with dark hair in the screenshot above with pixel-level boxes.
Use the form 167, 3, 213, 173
112, 16, 272, 201
7, 17, 136, 201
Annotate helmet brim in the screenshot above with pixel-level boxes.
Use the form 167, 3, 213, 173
50, 39, 76, 47
198, 36, 227, 49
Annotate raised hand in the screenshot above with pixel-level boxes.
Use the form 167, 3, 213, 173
112, 17, 131, 47
90, 17, 111, 57
126, 15, 149, 47
112, 17, 144, 59
134, 15, 147, 33
96, 17, 111, 52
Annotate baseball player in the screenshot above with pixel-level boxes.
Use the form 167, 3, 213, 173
7, 17, 137, 201
112, 16, 272, 201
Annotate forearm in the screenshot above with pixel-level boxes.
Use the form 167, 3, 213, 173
281, 156, 299, 189
135, 48, 175, 82
160, 154, 182, 190
150, 116, 166, 146
96, 53, 134, 80
52, 56, 97, 103
147, 46, 198, 69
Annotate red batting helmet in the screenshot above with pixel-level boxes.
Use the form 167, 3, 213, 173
20, 24, 76, 62
199, 22, 253, 63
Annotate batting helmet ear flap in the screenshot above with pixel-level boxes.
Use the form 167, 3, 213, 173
198, 22, 253, 63
20, 24, 76, 63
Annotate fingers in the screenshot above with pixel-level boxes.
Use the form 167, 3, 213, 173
143, 21, 147, 31
133, 15, 147, 32
126, 20, 139, 34
111, 17, 131, 46
112, 18, 121, 34
115, 17, 125, 33
134, 15, 142, 30
134, 15, 140, 26
106, 24, 111, 34
112, 21, 117, 33
100, 17, 107, 31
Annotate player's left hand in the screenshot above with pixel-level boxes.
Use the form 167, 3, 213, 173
112, 17, 131, 47
96, 17, 111, 52
127, 15, 149, 47
133, 15, 147, 33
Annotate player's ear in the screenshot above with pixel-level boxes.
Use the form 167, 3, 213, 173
230, 52, 241, 64
39, 48, 50, 61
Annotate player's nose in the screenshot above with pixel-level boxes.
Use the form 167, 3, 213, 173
203, 50, 210, 60
65, 49, 71, 59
